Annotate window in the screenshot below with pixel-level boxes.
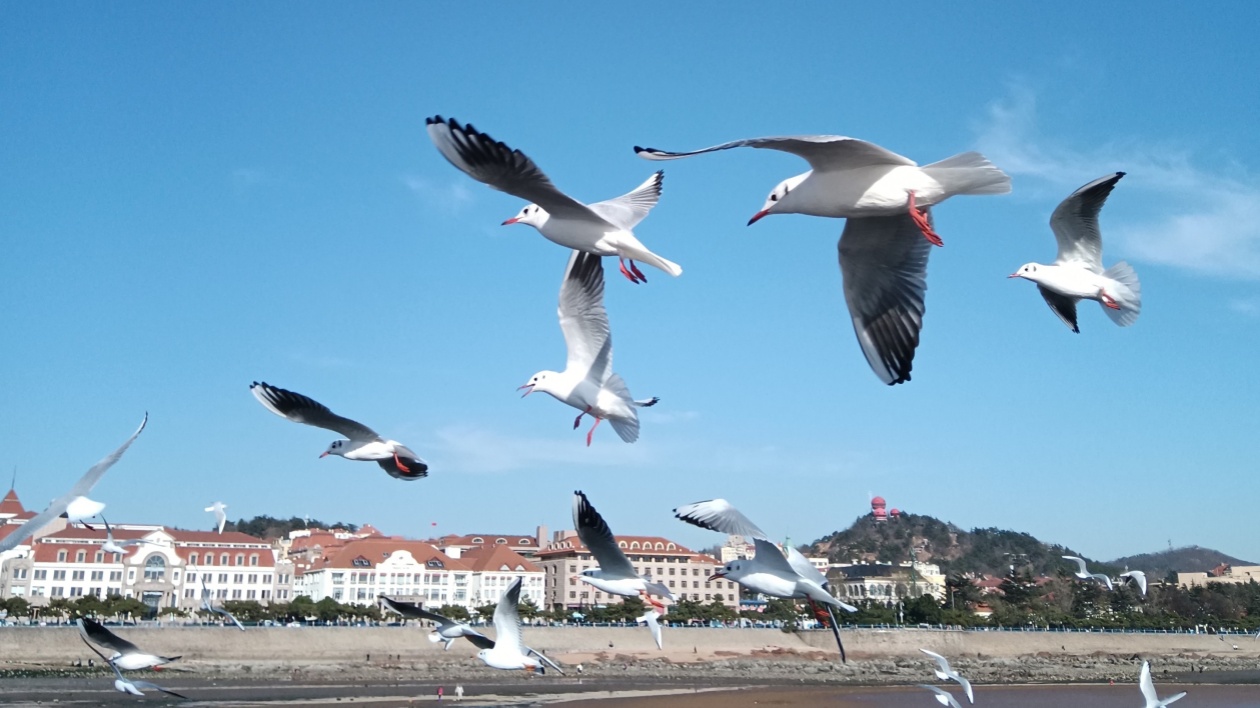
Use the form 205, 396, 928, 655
57, 550, 67, 562
109, 571, 122, 581
90, 571, 104, 581
189, 553, 199, 565
53, 570, 66, 581
15, 568, 27, 579
332, 573, 344, 584
143, 555, 166, 581
471, 537, 483, 544
69, 587, 83, 597
247, 589, 256, 599
94, 551, 103, 563
51, 587, 64, 596
76, 550, 86, 562
203, 554, 212, 566
187, 572, 196, 583
249, 554, 259, 566
333, 589, 343, 600
71, 570, 85, 581
34, 569, 46, 580
220, 554, 229, 565
262, 589, 271, 599
235, 554, 244, 566
233, 574, 244, 583
248, 574, 257, 584
184, 589, 195, 598
219, 573, 228, 583
232, 589, 242, 599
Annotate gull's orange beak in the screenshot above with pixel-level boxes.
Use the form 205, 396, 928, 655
747, 210, 769, 226
517, 384, 534, 398
502, 216, 521, 225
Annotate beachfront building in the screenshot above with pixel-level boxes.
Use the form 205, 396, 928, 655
534, 530, 740, 611
1177, 563, 1260, 589
430, 529, 548, 559
827, 561, 947, 604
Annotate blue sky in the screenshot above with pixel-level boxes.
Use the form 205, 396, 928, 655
3, 4, 1257, 565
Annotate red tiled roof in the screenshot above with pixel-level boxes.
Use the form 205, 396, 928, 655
305, 538, 470, 573
0, 488, 25, 515
536, 534, 694, 558
459, 544, 540, 573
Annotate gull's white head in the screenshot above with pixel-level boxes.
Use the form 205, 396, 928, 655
1009, 263, 1042, 282
502, 204, 548, 228
749, 174, 809, 225
320, 440, 349, 459
476, 648, 490, 663
709, 560, 743, 582
517, 371, 559, 398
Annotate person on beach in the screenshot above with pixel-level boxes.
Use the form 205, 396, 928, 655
437, 686, 444, 702
454, 685, 463, 701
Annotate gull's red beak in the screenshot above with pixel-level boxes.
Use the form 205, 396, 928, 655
747, 210, 769, 226
1007, 272, 1021, 278
517, 384, 534, 398
707, 571, 725, 582
319, 452, 329, 458
502, 217, 521, 225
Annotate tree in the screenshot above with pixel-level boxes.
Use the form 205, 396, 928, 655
73, 594, 107, 618
518, 598, 541, 621
315, 597, 342, 622
434, 604, 470, 622
2, 596, 30, 618
473, 603, 499, 623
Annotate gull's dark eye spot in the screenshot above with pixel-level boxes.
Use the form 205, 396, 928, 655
769, 194, 778, 202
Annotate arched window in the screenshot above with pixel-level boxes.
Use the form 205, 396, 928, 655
144, 555, 166, 582
189, 552, 199, 565
57, 550, 67, 562
76, 550, 86, 562
630, 542, 640, 550
666, 543, 676, 551
249, 554, 259, 566
472, 537, 484, 544
220, 553, 229, 565
654, 543, 664, 551
495, 538, 507, 545
235, 554, 244, 566
520, 539, 531, 545
617, 541, 627, 549
94, 551, 104, 563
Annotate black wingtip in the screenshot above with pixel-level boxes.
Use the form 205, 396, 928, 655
633, 146, 647, 153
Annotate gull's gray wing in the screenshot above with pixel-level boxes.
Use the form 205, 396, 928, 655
79, 617, 142, 656
379, 595, 455, 628
250, 382, 380, 442
1049, 172, 1124, 271
572, 491, 637, 579
636, 135, 917, 171
1061, 555, 1089, 575
587, 171, 663, 231
0, 415, 147, 554
129, 680, 189, 699
918, 684, 963, 708
637, 610, 663, 650
786, 547, 829, 589
1038, 286, 1081, 333
751, 537, 799, 578
673, 498, 767, 539
80, 633, 114, 665
526, 646, 565, 674
557, 250, 612, 384
491, 577, 525, 654
426, 116, 611, 226
838, 212, 933, 386
921, 648, 953, 673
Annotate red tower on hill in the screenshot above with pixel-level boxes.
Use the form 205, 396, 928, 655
871, 496, 887, 522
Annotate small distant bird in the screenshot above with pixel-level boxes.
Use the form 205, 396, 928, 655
635, 133, 1010, 246
378, 595, 562, 672
0, 415, 147, 554
81, 636, 187, 699
920, 649, 975, 703
1009, 172, 1141, 332
1139, 660, 1186, 707
636, 609, 663, 650
572, 491, 674, 621
78, 617, 180, 671
519, 252, 659, 445
1062, 555, 1115, 590
1120, 570, 1148, 597
250, 382, 429, 480
674, 498, 857, 661
427, 115, 682, 283
201, 577, 245, 630
204, 502, 228, 534
99, 517, 157, 556
917, 683, 963, 708
475, 577, 543, 673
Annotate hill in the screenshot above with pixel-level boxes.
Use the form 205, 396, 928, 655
1108, 545, 1255, 579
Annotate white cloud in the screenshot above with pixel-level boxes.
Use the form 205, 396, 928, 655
402, 174, 474, 214
975, 88, 1260, 279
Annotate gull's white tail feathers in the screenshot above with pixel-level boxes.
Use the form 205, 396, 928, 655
614, 241, 683, 277
922, 152, 1012, 196
1102, 261, 1141, 327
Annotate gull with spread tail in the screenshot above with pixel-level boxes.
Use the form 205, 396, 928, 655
920, 649, 974, 703
379, 595, 563, 672
475, 577, 548, 673
427, 115, 681, 283
201, 577, 245, 630
81, 636, 188, 699
1121, 569, 1148, 597
1063, 555, 1115, 590
1139, 660, 1186, 707
78, 617, 180, 671
205, 501, 228, 534
573, 491, 674, 632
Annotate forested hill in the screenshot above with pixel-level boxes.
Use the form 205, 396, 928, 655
222, 515, 359, 540
1108, 546, 1255, 579
811, 512, 1143, 578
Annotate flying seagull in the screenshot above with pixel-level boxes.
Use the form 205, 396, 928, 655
201, 577, 245, 630
204, 501, 228, 534
99, 517, 158, 556
0, 415, 147, 554
918, 683, 963, 708
1139, 660, 1186, 707
475, 577, 544, 672
80, 636, 187, 699
635, 133, 1009, 246
573, 491, 674, 616
427, 115, 681, 284
637, 609, 663, 650
920, 649, 974, 703
378, 596, 562, 673
1009, 172, 1141, 332
519, 251, 659, 445
250, 382, 429, 480
1062, 555, 1115, 590
78, 617, 180, 671
674, 498, 857, 661
1120, 569, 1148, 597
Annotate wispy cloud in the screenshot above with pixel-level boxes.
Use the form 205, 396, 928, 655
975, 88, 1260, 279
402, 174, 474, 215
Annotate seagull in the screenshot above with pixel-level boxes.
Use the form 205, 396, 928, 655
379, 596, 563, 673
635, 134, 1009, 246
674, 498, 857, 661
636, 609, 663, 650
918, 683, 963, 708
920, 649, 974, 703
99, 517, 157, 556
476, 577, 543, 673
426, 115, 682, 284
204, 501, 228, 534
0, 415, 147, 554
78, 617, 180, 671
573, 491, 674, 620
80, 636, 188, 699
1139, 660, 1187, 707
201, 577, 245, 630
1009, 172, 1141, 332
1062, 555, 1115, 590
519, 252, 659, 445
250, 382, 429, 480
1121, 570, 1148, 597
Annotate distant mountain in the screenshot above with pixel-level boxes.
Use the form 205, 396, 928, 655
1108, 546, 1255, 579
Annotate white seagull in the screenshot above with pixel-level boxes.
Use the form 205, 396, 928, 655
1062, 555, 1115, 590
81, 636, 188, 699
250, 382, 429, 480
427, 115, 681, 284
1009, 172, 1141, 332
476, 577, 543, 673
519, 251, 659, 445
0, 415, 147, 554
635, 134, 1009, 245
918, 683, 963, 708
379, 596, 563, 673
201, 577, 245, 630
1121, 570, 1148, 597
920, 649, 974, 703
99, 517, 157, 556
204, 501, 228, 534
573, 491, 674, 618
674, 498, 857, 661
637, 609, 664, 650
78, 617, 180, 671
1139, 660, 1186, 707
